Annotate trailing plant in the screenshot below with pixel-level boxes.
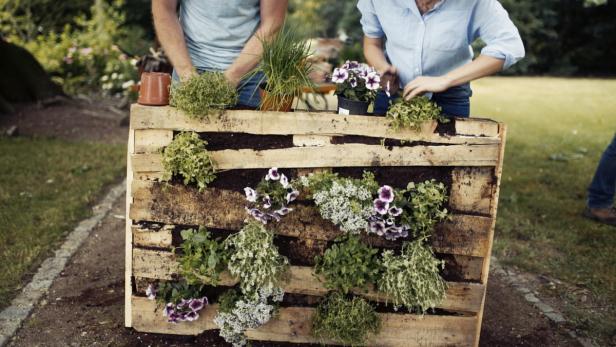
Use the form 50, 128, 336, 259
244, 167, 299, 224
169, 71, 238, 119
315, 234, 380, 294
224, 222, 289, 295
176, 227, 228, 285
386, 96, 449, 132
312, 292, 381, 346
161, 132, 216, 191
149, 281, 209, 323
331, 60, 381, 102
378, 240, 447, 313
254, 23, 314, 110
214, 287, 284, 347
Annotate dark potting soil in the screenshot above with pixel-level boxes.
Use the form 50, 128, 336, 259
197, 132, 294, 151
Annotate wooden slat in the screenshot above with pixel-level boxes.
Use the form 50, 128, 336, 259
130, 104, 500, 144
455, 118, 499, 137
130, 181, 492, 257
132, 143, 499, 172
134, 129, 173, 153
133, 225, 173, 248
132, 297, 477, 346
449, 167, 494, 215
132, 248, 484, 313
125, 128, 135, 327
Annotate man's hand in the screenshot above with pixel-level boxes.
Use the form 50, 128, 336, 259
403, 76, 453, 100
378, 64, 399, 95
178, 68, 198, 82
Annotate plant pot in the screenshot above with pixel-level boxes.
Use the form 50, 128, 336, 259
138, 72, 171, 106
259, 86, 294, 112
337, 96, 369, 116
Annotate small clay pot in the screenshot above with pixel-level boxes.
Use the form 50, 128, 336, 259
259, 83, 294, 112
138, 72, 171, 106
337, 95, 369, 116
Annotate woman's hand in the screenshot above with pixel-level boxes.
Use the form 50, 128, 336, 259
403, 76, 453, 100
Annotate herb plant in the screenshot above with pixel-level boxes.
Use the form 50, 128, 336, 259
315, 234, 380, 294
386, 96, 449, 131
332, 60, 381, 102
244, 168, 299, 224
378, 240, 447, 313
312, 292, 381, 346
224, 222, 289, 296
161, 132, 216, 191
152, 281, 209, 323
169, 71, 238, 119
176, 227, 228, 285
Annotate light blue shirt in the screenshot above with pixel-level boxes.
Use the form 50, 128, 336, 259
357, 0, 525, 89
180, 0, 260, 71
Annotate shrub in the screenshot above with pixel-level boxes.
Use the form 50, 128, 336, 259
169, 71, 238, 119
224, 222, 289, 295
315, 234, 380, 294
386, 96, 448, 131
378, 240, 446, 313
176, 227, 228, 285
161, 132, 216, 191
312, 292, 381, 346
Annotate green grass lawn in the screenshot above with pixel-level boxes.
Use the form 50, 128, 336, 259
473, 77, 616, 343
0, 137, 125, 308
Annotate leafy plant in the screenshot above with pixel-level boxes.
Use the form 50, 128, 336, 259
331, 61, 381, 102
152, 281, 209, 323
312, 292, 381, 346
315, 234, 380, 294
176, 227, 228, 285
161, 132, 216, 191
378, 240, 447, 313
386, 96, 449, 132
170, 71, 238, 119
224, 222, 289, 295
244, 167, 299, 224
254, 23, 314, 110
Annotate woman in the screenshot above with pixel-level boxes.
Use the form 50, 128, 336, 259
357, 0, 525, 117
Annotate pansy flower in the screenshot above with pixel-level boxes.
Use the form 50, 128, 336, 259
244, 187, 257, 202
332, 68, 349, 83
374, 198, 390, 215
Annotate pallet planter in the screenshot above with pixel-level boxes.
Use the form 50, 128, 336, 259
125, 104, 506, 347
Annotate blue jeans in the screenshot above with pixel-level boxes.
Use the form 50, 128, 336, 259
588, 134, 616, 208
172, 69, 264, 109
374, 84, 472, 118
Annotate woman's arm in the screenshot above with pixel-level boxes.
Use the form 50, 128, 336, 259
223, 0, 287, 87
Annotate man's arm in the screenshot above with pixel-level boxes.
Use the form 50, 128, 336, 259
363, 36, 397, 77
152, 0, 196, 81
224, 0, 288, 87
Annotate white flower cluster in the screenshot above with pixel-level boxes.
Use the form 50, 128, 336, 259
313, 181, 373, 234
214, 288, 284, 347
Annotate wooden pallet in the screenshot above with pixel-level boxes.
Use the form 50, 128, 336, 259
125, 104, 507, 347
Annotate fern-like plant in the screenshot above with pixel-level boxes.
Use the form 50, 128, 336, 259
170, 71, 238, 119
161, 131, 216, 191
386, 96, 448, 131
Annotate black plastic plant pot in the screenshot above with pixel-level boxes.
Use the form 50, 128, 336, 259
337, 95, 369, 116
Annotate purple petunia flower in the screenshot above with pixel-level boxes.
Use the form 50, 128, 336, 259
370, 220, 387, 236
275, 207, 292, 216
268, 212, 282, 222
378, 185, 394, 203
266, 167, 280, 181
374, 198, 390, 215
262, 195, 272, 209
389, 206, 403, 217
189, 298, 206, 312
146, 284, 157, 300
244, 187, 257, 202
286, 190, 299, 203
332, 68, 349, 84
349, 77, 358, 88
364, 72, 381, 91
163, 303, 175, 317
386, 217, 395, 226
184, 311, 199, 322
246, 207, 265, 221
280, 174, 289, 188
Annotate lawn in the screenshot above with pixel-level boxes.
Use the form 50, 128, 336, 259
0, 137, 125, 308
472, 77, 616, 343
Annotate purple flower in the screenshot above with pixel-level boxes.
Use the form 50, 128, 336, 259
163, 303, 175, 317
184, 311, 199, 322
386, 217, 395, 226
370, 220, 386, 236
189, 297, 207, 312
349, 77, 358, 88
280, 174, 289, 188
244, 187, 257, 202
275, 207, 292, 216
332, 68, 349, 83
146, 284, 156, 300
262, 195, 272, 209
268, 212, 282, 222
364, 72, 381, 91
378, 185, 394, 203
286, 190, 299, 203
374, 198, 390, 215
246, 207, 265, 221
389, 206, 403, 217
343, 60, 359, 70
384, 226, 409, 241
266, 167, 280, 181
168, 311, 183, 323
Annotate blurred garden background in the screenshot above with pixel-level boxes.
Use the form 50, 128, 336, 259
1, 0, 615, 345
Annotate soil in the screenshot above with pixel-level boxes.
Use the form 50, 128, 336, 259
7, 199, 581, 347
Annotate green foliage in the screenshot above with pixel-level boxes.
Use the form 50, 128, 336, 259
315, 234, 380, 294
312, 292, 381, 346
386, 97, 448, 132
218, 289, 242, 314
176, 227, 228, 286
255, 24, 314, 108
396, 180, 449, 239
169, 71, 238, 119
378, 240, 446, 312
224, 222, 289, 295
156, 281, 206, 305
161, 132, 216, 191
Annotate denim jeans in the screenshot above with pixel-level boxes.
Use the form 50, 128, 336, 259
172, 69, 264, 109
374, 84, 472, 118
588, 134, 616, 208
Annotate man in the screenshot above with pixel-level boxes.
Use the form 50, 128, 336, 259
584, 135, 616, 226
152, 0, 288, 109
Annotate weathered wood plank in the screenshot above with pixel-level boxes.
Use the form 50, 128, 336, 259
133, 225, 173, 248
132, 248, 484, 313
455, 118, 499, 137
130, 181, 492, 257
130, 104, 500, 145
134, 129, 173, 154
449, 167, 494, 215
125, 127, 135, 327
132, 143, 499, 172
132, 297, 477, 346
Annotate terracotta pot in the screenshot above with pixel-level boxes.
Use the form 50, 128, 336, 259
138, 72, 171, 106
259, 86, 294, 112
